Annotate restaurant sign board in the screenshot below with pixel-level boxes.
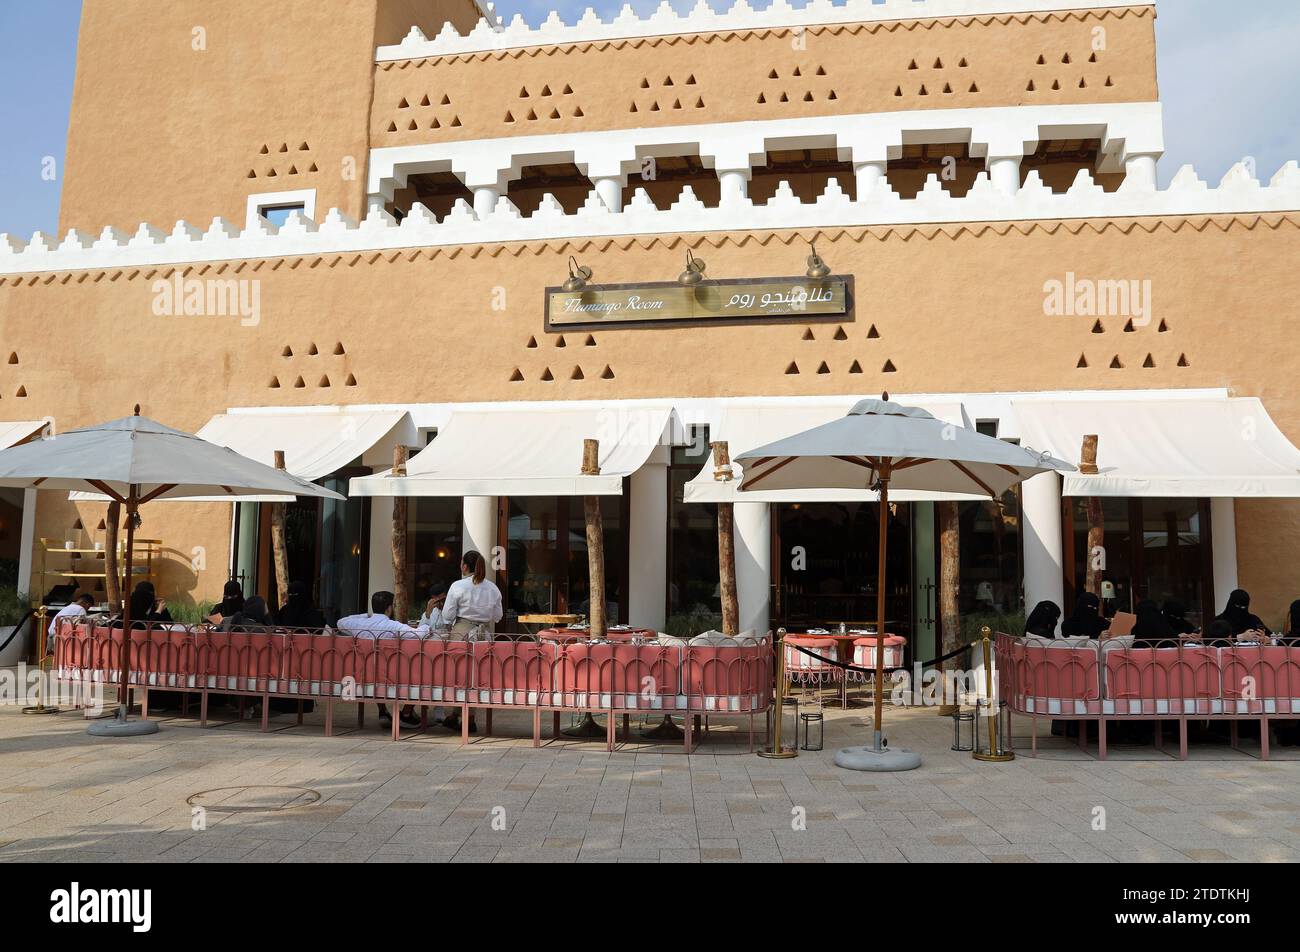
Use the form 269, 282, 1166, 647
545, 275, 853, 330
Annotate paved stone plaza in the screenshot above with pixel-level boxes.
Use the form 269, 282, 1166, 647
2, 697, 1298, 863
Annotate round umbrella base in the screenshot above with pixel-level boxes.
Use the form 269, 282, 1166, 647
562, 713, 607, 738
834, 745, 922, 772
641, 715, 684, 740
87, 712, 160, 737
22, 706, 60, 716
757, 747, 798, 760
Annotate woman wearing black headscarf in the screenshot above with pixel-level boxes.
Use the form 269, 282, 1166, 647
1214, 589, 1267, 637
221, 595, 273, 633
1161, 600, 1197, 637
1280, 600, 1300, 646
1131, 599, 1175, 648
117, 581, 172, 629
276, 580, 325, 629
1024, 601, 1062, 639
205, 580, 245, 624
1061, 592, 1110, 639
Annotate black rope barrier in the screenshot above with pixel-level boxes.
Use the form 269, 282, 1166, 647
784, 637, 975, 677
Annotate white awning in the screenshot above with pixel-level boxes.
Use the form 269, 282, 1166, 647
683, 400, 985, 503
350, 405, 676, 497
1012, 397, 1300, 497
0, 421, 45, 450
68, 408, 412, 502
198, 408, 413, 480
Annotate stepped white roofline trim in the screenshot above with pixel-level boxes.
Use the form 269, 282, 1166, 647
366, 102, 1164, 195
3, 159, 1296, 277
377, 0, 1152, 61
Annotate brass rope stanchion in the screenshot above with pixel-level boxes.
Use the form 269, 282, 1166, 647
22, 605, 59, 716
758, 628, 797, 759
972, 626, 1013, 762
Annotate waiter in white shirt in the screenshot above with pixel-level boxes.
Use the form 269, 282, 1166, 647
441, 550, 503, 641
49, 593, 96, 638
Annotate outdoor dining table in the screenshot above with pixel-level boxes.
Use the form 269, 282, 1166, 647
536, 626, 658, 643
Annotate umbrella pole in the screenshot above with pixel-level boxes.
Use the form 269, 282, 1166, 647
833, 458, 919, 771
873, 466, 889, 751
116, 488, 137, 717
88, 484, 158, 736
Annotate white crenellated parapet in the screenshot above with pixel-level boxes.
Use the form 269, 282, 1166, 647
4, 157, 1299, 277
366, 102, 1164, 206
377, 0, 1145, 61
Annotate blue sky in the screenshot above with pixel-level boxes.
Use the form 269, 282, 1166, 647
2, 0, 1297, 237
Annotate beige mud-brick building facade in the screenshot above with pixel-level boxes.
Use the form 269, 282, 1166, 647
2, 0, 1298, 651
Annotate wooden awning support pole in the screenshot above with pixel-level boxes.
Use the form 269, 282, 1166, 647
271, 450, 291, 612
713, 441, 739, 637
937, 501, 961, 712
1080, 435, 1104, 597
392, 445, 409, 623
582, 439, 607, 639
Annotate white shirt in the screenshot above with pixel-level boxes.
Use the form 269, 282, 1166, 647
419, 606, 444, 629
49, 603, 88, 637
333, 612, 429, 641
442, 576, 503, 626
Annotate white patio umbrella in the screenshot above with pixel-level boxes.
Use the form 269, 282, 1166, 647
737, 396, 1073, 771
0, 408, 343, 737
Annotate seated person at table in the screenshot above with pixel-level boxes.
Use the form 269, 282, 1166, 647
419, 582, 449, 630
205, 580, 245, 624
335, 591, 429, 641
1023, 601, 1061, 639
1284, 600, 1300, 646
220, 595, 273, 632
1214, 589, 1268, 638
335, 591, 426, 730
1131, 599, 1176, 648
1161, 600, 1197, 637
112, 581, 172, 629
48, 593, 95, 638
1060, 592, 1109, 639
1196, 619, 1236, 647
276, 580, 325, 629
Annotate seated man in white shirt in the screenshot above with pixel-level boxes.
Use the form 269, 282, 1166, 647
334, 591, 428, 729
48, 593, 96, 639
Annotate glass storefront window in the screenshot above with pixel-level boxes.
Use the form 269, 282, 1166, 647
667, 428, 720, 636
1067, 496, 1210, 626
1139, 499, 1207, 625
405, 497, 462, 617
505, 495, 627, 622
507, 497, 564, 617
957, 492, 1023, 619
1069, 497, 1136, 617
774, 501, 912, 635
567, 496, 623, 622
318, 473, 368, 625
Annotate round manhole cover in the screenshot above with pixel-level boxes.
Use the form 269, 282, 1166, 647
186, 785, 321, 814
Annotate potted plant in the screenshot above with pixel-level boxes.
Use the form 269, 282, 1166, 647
0, 588, 33, 667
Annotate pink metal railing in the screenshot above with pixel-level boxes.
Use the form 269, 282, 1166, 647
54, 620, 772, 753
